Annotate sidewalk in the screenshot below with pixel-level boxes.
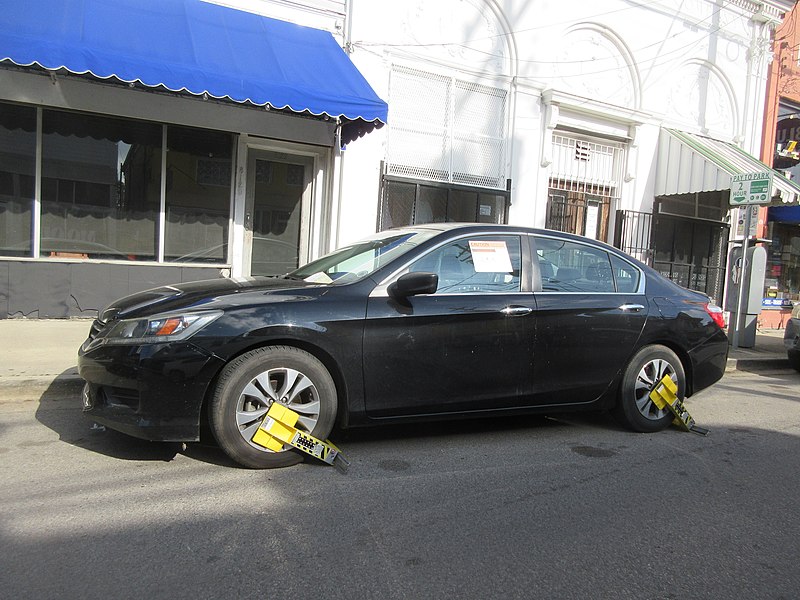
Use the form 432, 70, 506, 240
0, 319, 792, 401
0, 318, 91, 402
725, 328, 790, 372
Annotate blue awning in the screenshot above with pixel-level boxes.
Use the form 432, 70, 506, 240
768, 205, 800, 224
0, 0, 387, 143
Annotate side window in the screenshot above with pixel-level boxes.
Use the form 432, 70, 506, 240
534, 236, 615, 293
409, 236, 521, 294
610, 254, 641, 293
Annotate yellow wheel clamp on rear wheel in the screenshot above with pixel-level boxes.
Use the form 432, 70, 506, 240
649, 375, 709, 436
252, 403, 350, 470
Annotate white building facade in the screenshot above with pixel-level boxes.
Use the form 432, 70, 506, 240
1, 0, 797, 316
333, 0, 798, 305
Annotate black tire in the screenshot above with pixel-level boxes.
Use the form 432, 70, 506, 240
209, 346, 337, 468
789, 350, 800, 373
614, 345, 685, 433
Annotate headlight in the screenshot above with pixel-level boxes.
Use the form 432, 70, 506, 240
91, 311, 223, 347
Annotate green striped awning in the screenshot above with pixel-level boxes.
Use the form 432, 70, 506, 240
656, 128, 800, 204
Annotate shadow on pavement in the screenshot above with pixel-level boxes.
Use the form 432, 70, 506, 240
331, 409, 620, 448
35, 369, 187, 464
32, 367, 627, 467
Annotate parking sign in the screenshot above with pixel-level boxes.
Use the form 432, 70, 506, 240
730, 171, 773, 205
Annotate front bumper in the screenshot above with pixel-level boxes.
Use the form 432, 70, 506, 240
79, 339, 226, 442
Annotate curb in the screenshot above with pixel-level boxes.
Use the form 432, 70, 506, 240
0, 373, 83, 387
726, 357, 791, 372
0, 375, 84, 403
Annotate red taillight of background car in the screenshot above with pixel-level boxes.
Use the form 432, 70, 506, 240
704, 302, 725, 329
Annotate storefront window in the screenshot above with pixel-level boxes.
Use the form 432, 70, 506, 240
0, 103, 36, 256
767, 102, 800, 306
41, 109, 161, 260
765, 219, 800, 302
165, 126, 232, 263
0, 102, 235, 265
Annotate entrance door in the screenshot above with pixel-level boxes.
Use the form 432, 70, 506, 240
245, 150, 313, 276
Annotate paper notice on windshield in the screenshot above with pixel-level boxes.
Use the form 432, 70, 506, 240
469, 240, 513, 273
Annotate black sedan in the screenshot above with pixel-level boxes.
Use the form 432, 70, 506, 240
79, 224, 729, 468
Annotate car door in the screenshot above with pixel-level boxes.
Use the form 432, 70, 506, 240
362, 234, 532, 417
528, 234, 648, 405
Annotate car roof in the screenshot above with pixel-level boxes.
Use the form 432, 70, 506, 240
391, 223, 619, 249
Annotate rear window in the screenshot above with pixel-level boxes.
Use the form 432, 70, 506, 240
534, 235, 641, 293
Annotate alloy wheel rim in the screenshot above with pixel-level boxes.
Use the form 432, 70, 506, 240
633, 358, 675, 421
234, 367, 321, 451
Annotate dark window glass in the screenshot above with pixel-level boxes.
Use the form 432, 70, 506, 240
415, 186, 446, 223
410, 235, 521, 294
248, 159, 305, 275
448, 190, 478, 222
535, 236, 616, 293
610, 254, 641, 293
41, 109, 161, 260
0, 102, 36, 257
380, 181, 415, 229
164, 126, 232, 262
673, 220, 693, 265
477, 193, 506, 223
652, 216, 675, 263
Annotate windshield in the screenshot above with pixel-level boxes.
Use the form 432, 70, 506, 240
288, 228, 439, 284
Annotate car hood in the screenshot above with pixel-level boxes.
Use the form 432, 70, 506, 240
100, 276, 318, 321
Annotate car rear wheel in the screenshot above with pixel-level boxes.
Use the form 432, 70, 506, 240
614, 345, 685, 433
209, 346, 337, 468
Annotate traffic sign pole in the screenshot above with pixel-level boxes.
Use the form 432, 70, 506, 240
728, 171, 772, 350
731, 206, 752, 349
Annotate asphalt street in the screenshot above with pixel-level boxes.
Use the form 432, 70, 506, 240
1, 355, 798, 599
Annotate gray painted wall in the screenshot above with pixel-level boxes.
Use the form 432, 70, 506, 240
0, 262, 222, 319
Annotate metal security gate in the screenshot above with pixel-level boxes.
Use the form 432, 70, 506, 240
613, 210, 654, 264
614, 209, 728, 304
378, 172, 511, 230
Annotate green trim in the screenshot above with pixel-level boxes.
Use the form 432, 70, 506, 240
666, 128, 800, 199
724, 141, 800, 194
666, 129, 740, 174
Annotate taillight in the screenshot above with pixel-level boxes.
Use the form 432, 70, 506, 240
704, 302, 725, 329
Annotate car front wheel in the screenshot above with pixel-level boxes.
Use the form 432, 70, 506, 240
209, 346, 337, 468
614, 345, 685, 433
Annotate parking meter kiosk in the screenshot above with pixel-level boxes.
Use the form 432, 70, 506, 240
725, 244, 767, 348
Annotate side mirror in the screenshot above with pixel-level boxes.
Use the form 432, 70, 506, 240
388, 272, 438, 299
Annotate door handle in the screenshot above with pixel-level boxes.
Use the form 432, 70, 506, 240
501, 306, 533, 317
619, 303, 645, 312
